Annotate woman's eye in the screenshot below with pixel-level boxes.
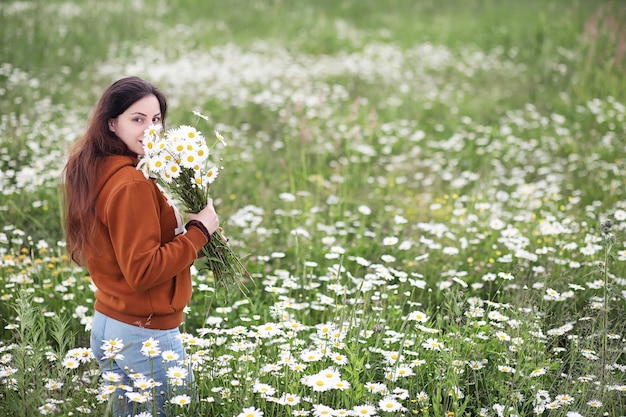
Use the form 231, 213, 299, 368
133, 117, 143, 123
153, 117, 161, 123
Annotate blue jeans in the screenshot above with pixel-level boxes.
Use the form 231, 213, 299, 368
91, 311, 193, 416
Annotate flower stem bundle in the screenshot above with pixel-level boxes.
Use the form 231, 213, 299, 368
137, 120, 249, 289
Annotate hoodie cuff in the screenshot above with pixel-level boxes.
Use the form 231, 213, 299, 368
185, 220, 212, 243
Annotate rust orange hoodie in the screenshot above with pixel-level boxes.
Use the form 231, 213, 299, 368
85, 155, 208, 329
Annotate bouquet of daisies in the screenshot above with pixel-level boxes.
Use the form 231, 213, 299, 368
137, 117, 249, 289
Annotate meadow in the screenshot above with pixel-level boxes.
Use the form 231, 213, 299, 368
1, 0, 625, 416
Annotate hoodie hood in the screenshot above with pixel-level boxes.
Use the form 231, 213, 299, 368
97, 155, 139, 191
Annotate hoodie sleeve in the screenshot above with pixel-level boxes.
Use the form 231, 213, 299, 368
103, 177, 208, 292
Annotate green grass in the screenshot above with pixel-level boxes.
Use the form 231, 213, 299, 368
1, 0, 626, 416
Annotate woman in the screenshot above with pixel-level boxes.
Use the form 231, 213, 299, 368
63, 76, 218, 416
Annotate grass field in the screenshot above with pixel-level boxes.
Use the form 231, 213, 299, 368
1, 0, 625, 416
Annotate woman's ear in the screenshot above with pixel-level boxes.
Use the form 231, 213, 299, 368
108, 118, 116, 133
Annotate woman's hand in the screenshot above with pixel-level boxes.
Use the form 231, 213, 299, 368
188, 198, 220, 235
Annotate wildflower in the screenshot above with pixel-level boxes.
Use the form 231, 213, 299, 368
288, 362, 307, 372
140, 345, 161, 358
443, 246, 459, 255
300, 349, 324, 363
256, 322, 282, 338
141, 337, 159, 350
236, 407, 264, 417
555, 394, 574, 405
330, 352, 348, 365
489, 218, 506, 230
61, 356, 80, 369
44, 379, 64, 390
422, 338, 443, 350
252, 381, 276, 397
37, 402, 58, 415
100, 371, 122, 384
482, 273, 497, 282
545, 401, 561, 410
126, 391, 150, 403
144, 123, 162, 140
391, 387, 408, 400
381, 254, 396, 263
393, 365, 415, 379
65, 347, 93, 363
448, 386, 464, 399
170, 394, 192, 406
161, 350, 180, 362
416, 391, 429, 402
498, 272, 514, 280
278, 393, 301, 406
497, 365, 516, 373
407, 310, 429, 323
133, 377, 155, 390
495, 331, 510, 341
312, 404, 335, 416
382, 351, 403, 364
204, 166, 219, 185
580, 245, 598, 255
365, 382, 388, 394
536, 389, 551, 404
544, 288, 562, 301
215, 130, 227, 146
487, 311, 509, 322
586, 399, 602, 407
303, 374, 337, 392
99, 384, 117, 397
170, 378, 185, 387
333, 379, 351, 390
192, 110, 209, 121
101, 338, 124, 351
547, 322, 574, 336
166, 366, 189, 381
277, 192, 297, 203
352, 404, 376, 416
378, 396, 403, 412
529, 367, 546, 377
260, 363, 281, 374
164, 162, 181, 179
182, 334, 202, 346
580, 349, 599, 360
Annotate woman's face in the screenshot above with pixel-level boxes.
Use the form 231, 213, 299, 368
108, 94, 161, 156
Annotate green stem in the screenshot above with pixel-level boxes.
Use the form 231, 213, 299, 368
600, 237, 611, 388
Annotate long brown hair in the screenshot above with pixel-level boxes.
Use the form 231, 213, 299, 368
63, 76, 167, 264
